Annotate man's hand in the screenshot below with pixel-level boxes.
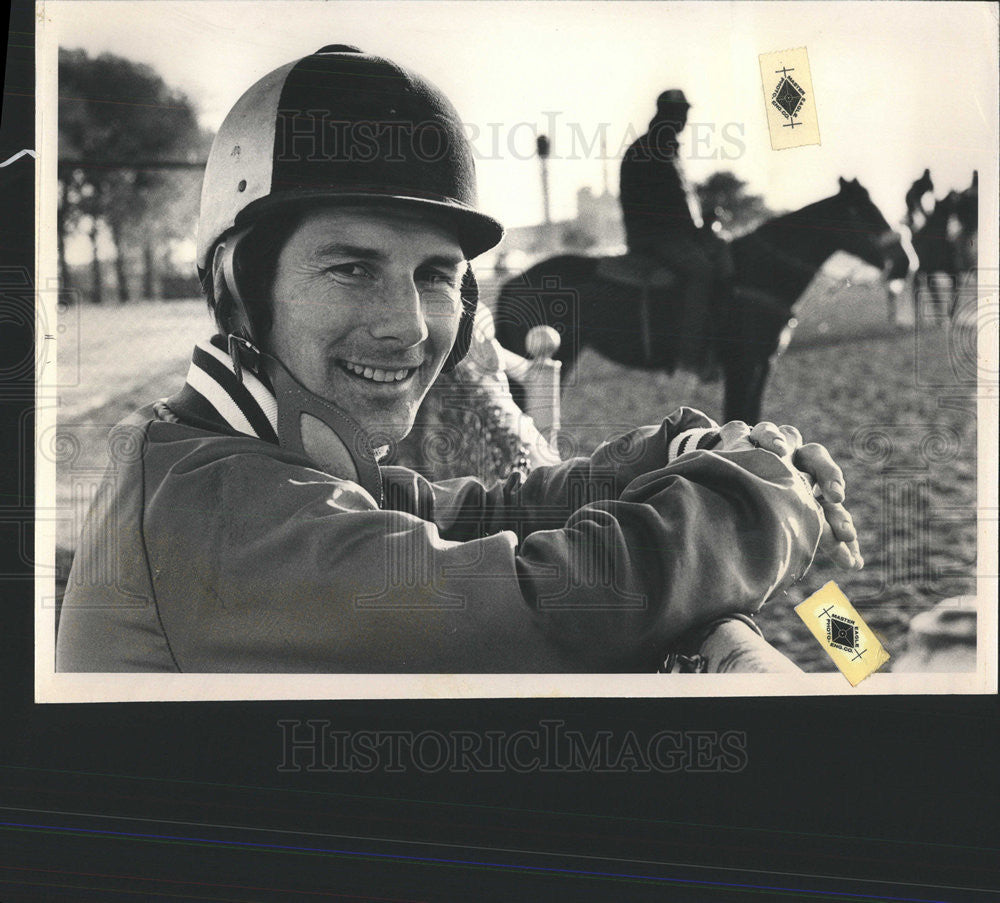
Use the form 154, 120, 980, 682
715, 421, 863, 571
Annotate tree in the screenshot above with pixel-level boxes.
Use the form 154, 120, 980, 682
695, 172, 774, 239
59, 49, 203, 302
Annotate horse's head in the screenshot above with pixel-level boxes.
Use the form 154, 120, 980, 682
829, 177, 894, 269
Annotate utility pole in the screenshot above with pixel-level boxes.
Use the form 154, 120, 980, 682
601, 131, 610, 196
536, 134, 552, 226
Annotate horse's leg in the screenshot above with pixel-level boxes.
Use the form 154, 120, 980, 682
902, 270, 917, 325
923, 272, 952, 323
724, 329, 779, 425
886, 282, 898, 325
883, 263, 898, 325
947, 271, 963, 321
720, 302, 757, 421
722, 356, 741, 422
935, 272, 954, 322
743, 357, 770, 424
914, 271, 928, 321
723, 362, 754, 422
722, 348, 758, 423
954, 265, 977, 321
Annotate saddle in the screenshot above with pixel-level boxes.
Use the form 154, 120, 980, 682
595, 253, 677, 290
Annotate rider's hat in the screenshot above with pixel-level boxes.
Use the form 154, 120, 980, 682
656, 88, 691, 108
198, 44, 503, 270
198, 44, 502, 371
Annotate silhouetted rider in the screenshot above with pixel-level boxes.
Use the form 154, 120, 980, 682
619, 89, 731, 374
904, 168, 934, 231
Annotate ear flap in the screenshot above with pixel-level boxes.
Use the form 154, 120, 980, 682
838, 176, 848, 190
211, 228, 257, 346
212, 230, 262, 381
441, 265, 478, 373
211, 241, 231, 310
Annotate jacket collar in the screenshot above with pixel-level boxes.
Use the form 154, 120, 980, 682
166, 336, 280, 443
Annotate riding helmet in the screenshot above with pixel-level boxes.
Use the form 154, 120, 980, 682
197, 44, 504, 371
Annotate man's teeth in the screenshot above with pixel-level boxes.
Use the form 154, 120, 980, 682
342, 361, 414, 382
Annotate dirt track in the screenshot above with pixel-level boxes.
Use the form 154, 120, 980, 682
557, 280, 980, 670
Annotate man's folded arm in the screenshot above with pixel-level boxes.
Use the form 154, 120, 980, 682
410, 408, 722, 541
141, 439, 822, 673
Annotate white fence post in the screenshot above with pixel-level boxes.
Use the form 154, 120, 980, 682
523, 326, 561, 444
497, 325, 562, 446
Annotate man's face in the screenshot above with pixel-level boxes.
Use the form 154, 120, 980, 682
264, 205, 466, 442
661, 104, 689, 131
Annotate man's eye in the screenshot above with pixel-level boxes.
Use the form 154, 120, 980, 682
417, 269, 458, 289
326, 263, 373, 280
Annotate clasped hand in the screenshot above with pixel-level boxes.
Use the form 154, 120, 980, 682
713, 420, 863, 570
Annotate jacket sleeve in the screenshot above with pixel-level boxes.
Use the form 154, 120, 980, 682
140, 411, 823, 673
386, 406, 722, 542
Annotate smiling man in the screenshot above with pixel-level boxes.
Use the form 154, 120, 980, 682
265, 206, 466, 444
56, 45, 861, 673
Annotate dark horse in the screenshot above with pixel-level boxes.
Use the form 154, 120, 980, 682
495, 178, 893, 423
911, 172, 978, 318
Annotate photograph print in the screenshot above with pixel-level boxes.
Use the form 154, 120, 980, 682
34, 0, 997, 700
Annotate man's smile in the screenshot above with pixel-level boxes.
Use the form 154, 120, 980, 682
336, 358, 420, 385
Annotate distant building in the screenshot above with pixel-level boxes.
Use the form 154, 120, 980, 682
573, 187, 626, 251
492, 187, 625, 265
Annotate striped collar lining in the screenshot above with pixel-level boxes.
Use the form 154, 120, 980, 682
179, 338, 389, 462
183, 338, 279, 443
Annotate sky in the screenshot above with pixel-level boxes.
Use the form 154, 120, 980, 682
45, 0, 997, 235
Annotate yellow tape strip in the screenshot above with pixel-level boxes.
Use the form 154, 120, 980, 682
758, 47, 821, 150
795, 582, 890, 685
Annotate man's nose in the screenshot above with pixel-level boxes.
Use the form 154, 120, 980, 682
366, 275, 430, 347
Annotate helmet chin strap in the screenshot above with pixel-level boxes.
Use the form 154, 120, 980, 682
214, 236, 384, 507
258, 347, 384, 507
